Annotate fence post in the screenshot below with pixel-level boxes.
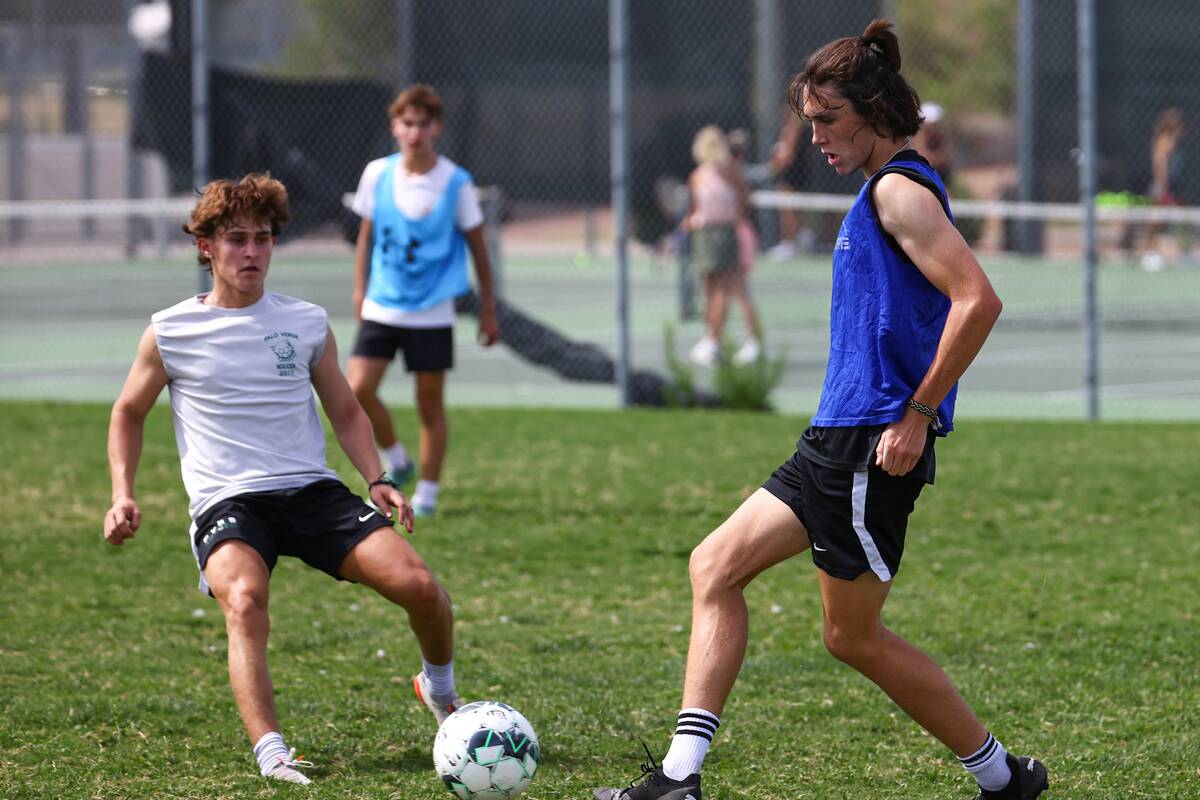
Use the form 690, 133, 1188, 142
481, 186, 504, 300
675, 182, 696, 321
752, 0, 782, 249
396, 0, 415, 86
193, 0, 211, 293
1077, 0, 1099, 421
610, 0, 631, 406
64, 29, 97, 240
1015, 0, 1038, 255
5, 34, 26, 244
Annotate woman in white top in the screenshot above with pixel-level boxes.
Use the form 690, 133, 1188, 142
684, 125, 764, 367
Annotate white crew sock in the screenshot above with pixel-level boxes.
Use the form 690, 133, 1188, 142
661, 708, 720, 780
384, 442, 410, 469
422, 656, 457, 700
253, 731, 291, 776
413, 479, 439, 508
960, 733, 1012, 792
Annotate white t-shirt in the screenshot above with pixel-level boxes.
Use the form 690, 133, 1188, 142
352, 154, 484, 328
152, 292, 339, 523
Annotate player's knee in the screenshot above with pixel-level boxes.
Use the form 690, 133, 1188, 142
389, 566, 443, 612
822, 622, 880, 667
221, 583, 268, 627
689, 538, 735, 597
350, 378, 374, 403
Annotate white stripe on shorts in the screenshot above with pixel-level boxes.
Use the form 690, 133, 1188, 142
851, 471, 893, 582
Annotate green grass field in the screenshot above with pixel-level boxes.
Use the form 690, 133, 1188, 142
1, 401, 1197, 799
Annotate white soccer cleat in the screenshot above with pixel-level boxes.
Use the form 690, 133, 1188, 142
414, 670, 463, 726
264, 747, 313, 785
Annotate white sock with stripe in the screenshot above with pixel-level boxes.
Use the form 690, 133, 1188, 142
661, 708, 720, 780
959, 732, 1012, 791
253, 731, 291, 776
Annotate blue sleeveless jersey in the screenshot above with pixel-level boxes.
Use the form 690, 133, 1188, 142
367, 154, 471, 312
812, 157, 956, 434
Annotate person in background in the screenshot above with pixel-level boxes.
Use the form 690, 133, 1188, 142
767, 110, 816, 259
727, 129, 762, 278
347, 84, 500, 517
914, 102, 956, 190
684, 125, 765, 367
1139, 108, 1186, 271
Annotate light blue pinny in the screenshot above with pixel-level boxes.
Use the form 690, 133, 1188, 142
367, 154, 472, 312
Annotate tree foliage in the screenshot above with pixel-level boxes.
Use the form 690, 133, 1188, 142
898, 0, 1016, 115
278, 0, 401, 80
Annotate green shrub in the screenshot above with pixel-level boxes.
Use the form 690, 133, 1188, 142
713, 338, 787, 411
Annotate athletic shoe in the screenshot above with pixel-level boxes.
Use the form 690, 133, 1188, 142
1140, 251, 1165, 272
413, 671, 462, 726
593, 743, 701, 800
263, 747, 313, 785
688, 337, 718, 368
976, 755, 1049, 800
387, 459, 415, 486
413, 503, 436, 518
732, 338, 760, 365
767, 240, 796, 261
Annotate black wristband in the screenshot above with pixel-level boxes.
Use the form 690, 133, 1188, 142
906, 397, 942, 430
368, 472, 397, 489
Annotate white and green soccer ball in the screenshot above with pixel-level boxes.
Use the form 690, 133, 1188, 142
433, 700, 540, 800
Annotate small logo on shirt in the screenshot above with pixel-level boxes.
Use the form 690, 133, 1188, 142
381, 227, 422, 263
835, 234, 851, 251
264, 331, 299, 376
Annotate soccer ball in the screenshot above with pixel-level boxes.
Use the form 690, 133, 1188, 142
433, 700, 540, 800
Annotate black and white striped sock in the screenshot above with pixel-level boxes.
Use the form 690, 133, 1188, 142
661, 708, 720, 781
959, 732, 1012, 792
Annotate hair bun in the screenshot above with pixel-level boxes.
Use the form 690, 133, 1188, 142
860, 19, 901, 71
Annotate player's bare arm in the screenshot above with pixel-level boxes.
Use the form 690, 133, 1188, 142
310, 326, 414, 532
873, 173, 1003, 476
104, 325, 170, 545
463, 225, 500, 346
352, 218, 373, 322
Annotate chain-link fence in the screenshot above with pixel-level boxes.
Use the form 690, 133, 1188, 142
2, 1, 1198, 419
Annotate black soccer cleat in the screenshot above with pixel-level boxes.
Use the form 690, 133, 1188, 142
976, 755, 1049, 800
593, 742, 701, 800
592, 768, 701, 800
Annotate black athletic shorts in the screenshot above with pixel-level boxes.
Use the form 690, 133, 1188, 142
763, 450, 925, 582
192, 479, 392, 593
352, 320, 453, 372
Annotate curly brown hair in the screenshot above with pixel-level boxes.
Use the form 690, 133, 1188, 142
182, 173, 291, 270
787, 19, 923, 140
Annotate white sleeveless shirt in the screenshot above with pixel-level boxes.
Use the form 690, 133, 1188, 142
151, 292, 340, 519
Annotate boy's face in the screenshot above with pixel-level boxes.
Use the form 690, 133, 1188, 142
803, 83, 875, 176
391, 106, 442, 156
200, 217, 275, 296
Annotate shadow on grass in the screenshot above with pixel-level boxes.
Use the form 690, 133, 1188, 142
351, 743, 433, 774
